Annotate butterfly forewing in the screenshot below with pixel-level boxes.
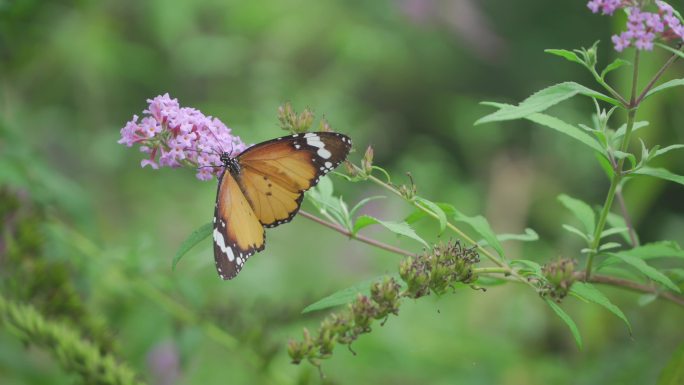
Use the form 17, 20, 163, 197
213, 171, 265, 279
237, 132, 352, 228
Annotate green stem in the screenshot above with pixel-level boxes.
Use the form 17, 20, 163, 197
474, 267, 509, 275
591, 68, 630, 107
361, 170, 537, 290
585, 50, 641, 280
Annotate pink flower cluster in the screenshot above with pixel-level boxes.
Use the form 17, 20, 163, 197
587, 1, 684, 52
118, 94, 247, 181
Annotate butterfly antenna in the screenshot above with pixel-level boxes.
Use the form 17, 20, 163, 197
204, 121, 227, 155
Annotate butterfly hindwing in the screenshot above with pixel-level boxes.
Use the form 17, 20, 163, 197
236, 132, 352, 228
213, 170, 265, 279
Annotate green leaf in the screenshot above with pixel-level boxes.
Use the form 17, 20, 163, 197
511, 259, 543, 277
558, 194, 596, 235
353, 215, 428, 248
655, 42, 684, 60
600, 227, 628, 239
415, 197, 447, 234
544, 49, 584, 65
601, 58, 631, 78
570, 282, 632, 334
405, 202, 456, 224
654, 144, 684, 158
614, 120, 649, 141
349, 195, 386, 218
606, 252, 681, 292
545, 299, 583, 349
599, 242, 622, 251
606, 212, 635, 244
633, 166, 684, 187
562, 224, 590, 242
453, 211, 505, 258
596, 152, 615, 179
618, 241, 684, 261
302, 274, 405, 313
172, 222, 213, 270
476, 82, 620, 125
657, 341, 684, 385
497, 228, 539, 242
525, 113, 607, 154
644, 76, 684, 102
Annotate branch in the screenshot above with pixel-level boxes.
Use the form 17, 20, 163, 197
299, 210, 417, 257
575, 272, 684, 307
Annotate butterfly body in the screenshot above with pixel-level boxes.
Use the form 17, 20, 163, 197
212, 132, 351, 279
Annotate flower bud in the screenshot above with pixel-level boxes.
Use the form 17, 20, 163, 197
541, 258, 577, 302
361, 146, 374, 174
296, 108, 315, 132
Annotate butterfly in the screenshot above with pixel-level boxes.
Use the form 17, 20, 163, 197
212, 132, 352, 279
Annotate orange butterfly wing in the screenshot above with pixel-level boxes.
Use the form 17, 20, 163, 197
213, 132, 351, 280
213, 171, 265, 279
237, 132, 352, 227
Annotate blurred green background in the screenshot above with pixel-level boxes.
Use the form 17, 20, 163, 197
1, 0, 684, 384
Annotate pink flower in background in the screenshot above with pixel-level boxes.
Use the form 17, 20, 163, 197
118, 93, 247, 180
587, 0, 684, 51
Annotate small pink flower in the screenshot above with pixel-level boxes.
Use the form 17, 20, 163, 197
612, 32, 631, 52
119, 94, 247, 181
141, 159, 159, 169
589, 0, 684, 51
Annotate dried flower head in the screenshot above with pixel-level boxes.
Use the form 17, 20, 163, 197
118, 93, 247, 180
400, 240, 480, 298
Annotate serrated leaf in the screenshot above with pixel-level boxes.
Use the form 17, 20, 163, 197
656, 341, 684, 385
654, 144, 684, 158
570, 282, 632, 334
172, 222, 212, 270
497, 228, 539, 242
415, 197, 447, 234
633, 166, 684, 186
545, 299, 583, 349
453, 211, 505, 258
562, 224, 590, 242
525, 113, 607, 154
618, 241, 684, 260
558, 194, 596, 236
476, 82, 620, 125
644, 74, 684, 101
545, 49, 584, 65
353, 215, 428, 247
600, 58, 631, 78
606, 252, 681, 292
302, 274, 405, 313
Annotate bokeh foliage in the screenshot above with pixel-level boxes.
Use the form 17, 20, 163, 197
1, 0, 683, 384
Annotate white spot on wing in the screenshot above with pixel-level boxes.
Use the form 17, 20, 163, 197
317, 148, 332, 159
213, 229, 235, 262
324, 161, 332, 169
